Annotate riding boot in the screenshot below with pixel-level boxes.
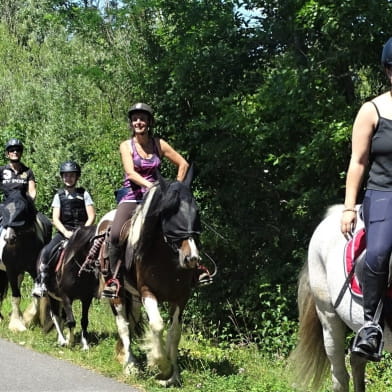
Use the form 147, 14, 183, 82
351, 263, 387, 362
102, 243, 122, 298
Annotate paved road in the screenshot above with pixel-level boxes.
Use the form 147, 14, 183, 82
0, 338, 142, 392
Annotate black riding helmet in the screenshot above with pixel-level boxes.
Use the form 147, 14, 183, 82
60, 161, 81, 176
5, 138, 24, 152
381, 37, 392, 67
127, 102, 154, 125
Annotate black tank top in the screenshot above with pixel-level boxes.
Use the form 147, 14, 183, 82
367, 102, 392, 190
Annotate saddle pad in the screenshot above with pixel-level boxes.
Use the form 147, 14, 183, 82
344, 228, 392, 298
344, 228, 365, 298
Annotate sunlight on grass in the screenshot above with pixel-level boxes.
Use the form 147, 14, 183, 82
2, 274, 392, 392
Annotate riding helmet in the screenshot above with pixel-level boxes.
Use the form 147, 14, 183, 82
127, 102, 154, 123
60, 161, 81, 176
5, 138, 24, 152
381, 37, 392, 67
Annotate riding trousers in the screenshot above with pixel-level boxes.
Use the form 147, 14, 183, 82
109, 202, 138, 245
363, 189, 392, 274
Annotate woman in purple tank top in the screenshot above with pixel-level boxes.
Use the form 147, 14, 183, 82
103, 102, 189, 297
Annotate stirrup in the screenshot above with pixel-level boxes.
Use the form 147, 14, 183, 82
102, 278, 120, 299
197, 271, 213, 287
196, 265, 213, 287
351, 322, 384, 362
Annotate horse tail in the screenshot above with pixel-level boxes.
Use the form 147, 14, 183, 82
288, 262, 329, 392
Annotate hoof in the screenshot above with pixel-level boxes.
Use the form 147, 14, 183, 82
9, 318, 27, 332
124, 362, 139, 376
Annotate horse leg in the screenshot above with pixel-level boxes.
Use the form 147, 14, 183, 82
23, 296, 39, 327
143, 296, 172, 380
112, 299, 138, 375
9, 296, 27, 332
317, 307, 350, 392
8, 274, 27, 332
80, 297, 93, 351
0, 270, 8, 321
158, 305, 182, 387
49, 299, 67, 346
350, 353, 367, 392
61, 296, 75, 347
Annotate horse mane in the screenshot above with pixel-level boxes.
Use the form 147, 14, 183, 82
63, 225, 97, 264
323, 204, 344, 219
323, 204, 362, 219
34, 212, 52, 244
129, 185, 163, 262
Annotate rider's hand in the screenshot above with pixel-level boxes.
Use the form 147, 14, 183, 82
341, 209, 357, 240
63, 229, 74, 239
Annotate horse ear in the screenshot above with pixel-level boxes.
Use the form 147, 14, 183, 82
182, 163, 194, 188
157, 170, 169, 193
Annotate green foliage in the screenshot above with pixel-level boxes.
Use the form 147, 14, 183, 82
0, 0, 392, 359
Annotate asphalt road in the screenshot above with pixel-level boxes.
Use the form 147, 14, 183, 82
0, 338, 142, 392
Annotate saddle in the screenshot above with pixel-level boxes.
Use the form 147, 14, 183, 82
344, 228, 392, 299
344, 228, 392, 329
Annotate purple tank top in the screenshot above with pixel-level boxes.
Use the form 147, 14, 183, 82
120, 138, 161, 202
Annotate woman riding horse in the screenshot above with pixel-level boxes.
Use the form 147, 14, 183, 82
104, 166, 202, 386
32, 161, 95, 297
102, 102, 190, 298
341, 37, 392, 362
0, 138, 36, 208
0, 138, 52, 331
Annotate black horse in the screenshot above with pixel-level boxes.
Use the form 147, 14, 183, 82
41, 225, 103, 349
101, 166, 202, 386
0, 189, 52, 331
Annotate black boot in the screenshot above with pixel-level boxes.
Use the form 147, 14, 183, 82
351, 264, 387, 362
102, 243, 122, 298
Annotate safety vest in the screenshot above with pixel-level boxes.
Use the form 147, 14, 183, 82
58, 188, 88, 230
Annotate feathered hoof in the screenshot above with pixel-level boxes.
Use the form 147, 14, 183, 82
9, 318, 27, 332
124, 362, 139, 376
157, 372, 181, 388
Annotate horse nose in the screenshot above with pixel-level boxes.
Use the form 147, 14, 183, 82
184, 253, 200, 269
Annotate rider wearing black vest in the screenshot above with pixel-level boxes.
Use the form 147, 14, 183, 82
58, 188, 88, 230
32, 161, 95, 297
0, 139, 37, 229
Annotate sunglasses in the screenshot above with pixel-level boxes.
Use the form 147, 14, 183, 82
7, 148, 22, 153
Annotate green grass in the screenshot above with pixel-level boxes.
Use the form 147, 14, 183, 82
2, 276, 392, 392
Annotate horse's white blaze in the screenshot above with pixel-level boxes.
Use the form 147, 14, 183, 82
188, 237, 199, 260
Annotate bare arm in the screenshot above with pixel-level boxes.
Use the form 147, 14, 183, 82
84, 204, 96, 226
158, 139, 189, 181
28, 180, 36, 200
341, 101, 377, 235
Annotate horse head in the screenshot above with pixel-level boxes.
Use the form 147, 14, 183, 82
1, 189, 37, 245
158, 165, 201, 269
